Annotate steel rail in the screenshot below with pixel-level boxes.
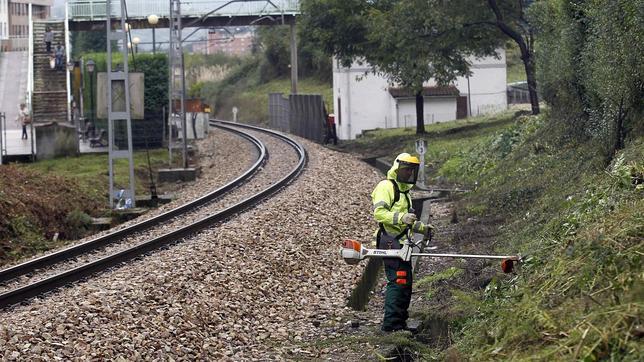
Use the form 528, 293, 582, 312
0, 121, 306, 309
0, 124, 265, 283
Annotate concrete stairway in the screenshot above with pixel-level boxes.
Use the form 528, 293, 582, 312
32, 21, 68, 124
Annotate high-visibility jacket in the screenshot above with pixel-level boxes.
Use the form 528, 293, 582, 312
371, 154, 427, 240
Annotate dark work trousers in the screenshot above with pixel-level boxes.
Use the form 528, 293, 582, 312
21, 125, 28, 139
382, 259, 413, 331
324, 124, 338, 145
46, 42, 51, 53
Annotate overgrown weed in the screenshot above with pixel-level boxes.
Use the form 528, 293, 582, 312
432, 113, 643, 360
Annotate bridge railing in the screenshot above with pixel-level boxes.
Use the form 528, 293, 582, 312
68, 0, 300, 20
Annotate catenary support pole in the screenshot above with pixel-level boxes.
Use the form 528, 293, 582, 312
289, 22, 297, 95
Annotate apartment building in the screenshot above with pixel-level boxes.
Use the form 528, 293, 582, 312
0, 0, 51, 51
194, 28, 254, 56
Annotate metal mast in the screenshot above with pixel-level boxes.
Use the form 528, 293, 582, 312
169, 0, 187, 168
106, 0, 136, 208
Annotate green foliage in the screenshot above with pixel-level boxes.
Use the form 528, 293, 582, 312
25, 148, 173, 196
251, 25, 332, 84
63, 209, 93, 240
255, 26, 291, 82
418, 110, 644, 360
71, 31, 107, 58
205, 76, 332, 125
506, 42, 526, 83
301, 0, 503, 131
531, 0, 644, 155
302, 0, 501, 89
416, 267, 464, 288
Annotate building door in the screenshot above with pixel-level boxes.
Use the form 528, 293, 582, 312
456, 96, 468, 119
337, 97, 341, 126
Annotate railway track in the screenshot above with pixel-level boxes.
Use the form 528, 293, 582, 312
0, 121, 306, 309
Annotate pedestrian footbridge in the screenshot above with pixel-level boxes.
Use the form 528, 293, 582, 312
68, 0, 300, 30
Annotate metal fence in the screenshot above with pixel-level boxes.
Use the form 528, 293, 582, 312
68, 0, 301, 20
269, 93, 326, 143
507, 82, 532, 104
268, 93, 289, 132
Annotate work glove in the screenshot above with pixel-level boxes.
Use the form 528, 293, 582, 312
401, 213, 417, 225
423, 223, 435, 240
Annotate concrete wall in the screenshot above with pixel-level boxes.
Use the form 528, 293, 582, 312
333, 62, 393, 140
454, 52, 507, 116
35, 122, 78, 159
332, 49, 507, 140
396, 97, 457, 128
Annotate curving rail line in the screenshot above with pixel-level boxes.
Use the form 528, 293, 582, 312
0, 124, 265, 284
0, 121, 306, 309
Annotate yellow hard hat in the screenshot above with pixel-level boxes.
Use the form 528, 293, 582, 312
397, 154, 420, 165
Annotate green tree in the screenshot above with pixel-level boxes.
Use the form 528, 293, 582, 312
531, 0, 643, 158
71, 31, 107, 58
414, 0, 543, 115
301, 0, 501, 134
252, 25, 332, 83
483, 0, 540, 115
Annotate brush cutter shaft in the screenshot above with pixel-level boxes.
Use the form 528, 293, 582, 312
340, 239, 521, 265
412, 253, 520, 260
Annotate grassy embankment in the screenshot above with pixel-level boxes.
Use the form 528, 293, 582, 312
205, 76, 333, 126
25, 149, 173, 197
0, 149, 174, 266
438, 113, 643, 361
340, 109, 642, 360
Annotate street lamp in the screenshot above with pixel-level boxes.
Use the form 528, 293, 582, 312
147, 14, 159, 54
67, 61, 76, 124
86, 59, 96, 134
132, 36, 140, 54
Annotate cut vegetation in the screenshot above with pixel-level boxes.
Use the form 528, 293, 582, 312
0, 149, 176, 267
328, 108, 642, 360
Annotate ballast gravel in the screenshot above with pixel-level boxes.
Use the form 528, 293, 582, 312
0, 127, 260, 294
0, 132, 383, 360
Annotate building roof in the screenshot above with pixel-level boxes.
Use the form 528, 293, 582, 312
388, 86, 460, 98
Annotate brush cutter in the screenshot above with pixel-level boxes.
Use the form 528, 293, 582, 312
341, 238, 522, 273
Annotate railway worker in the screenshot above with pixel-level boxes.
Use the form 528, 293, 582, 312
371, 153, 433, 332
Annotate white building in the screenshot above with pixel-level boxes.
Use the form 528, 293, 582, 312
332, 49, 507, 140
0, 0, 8, 48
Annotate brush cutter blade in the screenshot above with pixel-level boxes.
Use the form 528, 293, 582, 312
501, 259, 514, 273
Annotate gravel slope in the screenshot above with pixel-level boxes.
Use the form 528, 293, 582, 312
0, 134, 382, 360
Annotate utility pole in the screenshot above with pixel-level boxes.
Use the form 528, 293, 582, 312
169, 0, 188, 169
289, 22, 298, 94
106, 0, 136, 208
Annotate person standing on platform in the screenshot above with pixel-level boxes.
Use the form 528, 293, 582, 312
17, 103, 30, 140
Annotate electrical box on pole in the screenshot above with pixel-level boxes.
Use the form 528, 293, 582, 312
106, 0, 136, 209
